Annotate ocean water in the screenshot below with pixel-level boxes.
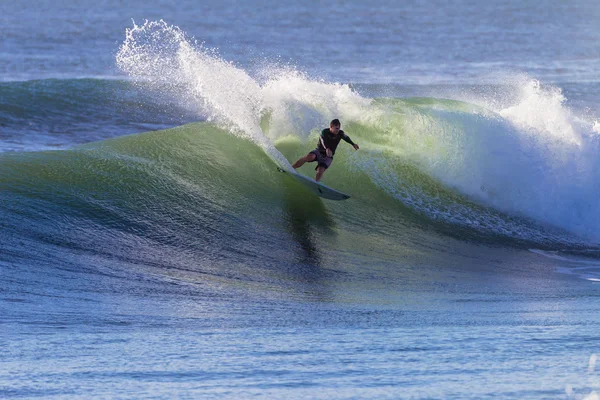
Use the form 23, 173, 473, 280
2, 1, 600, 398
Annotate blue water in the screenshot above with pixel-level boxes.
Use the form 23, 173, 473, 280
2, 1, 600, 398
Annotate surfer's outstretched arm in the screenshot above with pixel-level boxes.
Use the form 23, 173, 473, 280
341, 132, 359, 150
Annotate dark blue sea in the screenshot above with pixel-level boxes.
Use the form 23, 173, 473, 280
2, 1, 600, 398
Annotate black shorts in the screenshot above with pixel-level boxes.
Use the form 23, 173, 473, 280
309, 149, 333, 170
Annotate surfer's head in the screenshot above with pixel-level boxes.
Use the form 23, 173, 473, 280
330, 119, 341, 134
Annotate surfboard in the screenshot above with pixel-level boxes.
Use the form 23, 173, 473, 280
277, 167, 350, 201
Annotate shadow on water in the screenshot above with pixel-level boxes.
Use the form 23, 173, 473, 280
277, 174, 339, 298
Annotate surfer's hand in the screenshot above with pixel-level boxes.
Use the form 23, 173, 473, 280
353, 144, 359, 150
326, 148, 332, 157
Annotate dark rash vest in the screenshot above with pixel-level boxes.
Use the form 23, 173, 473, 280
316, 129, 355, 155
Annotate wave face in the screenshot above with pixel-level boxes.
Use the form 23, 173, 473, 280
0, 115, 597, 280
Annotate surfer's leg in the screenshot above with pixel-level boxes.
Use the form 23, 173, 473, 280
314, 156, 332, 181
315, 166, 326, 182
292, 153, 316, 169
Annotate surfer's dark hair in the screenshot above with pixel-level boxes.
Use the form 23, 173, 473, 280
330, 119, 341, 127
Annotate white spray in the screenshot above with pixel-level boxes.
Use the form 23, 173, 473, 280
116, 20, 368, 168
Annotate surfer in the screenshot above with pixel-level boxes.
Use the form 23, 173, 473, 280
292, 119, 359, 182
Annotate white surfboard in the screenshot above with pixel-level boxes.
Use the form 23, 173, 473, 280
277, 167, 350, 201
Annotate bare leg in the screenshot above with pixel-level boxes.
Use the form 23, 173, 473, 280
315, 166, 326, 182
292, 153, 316, 169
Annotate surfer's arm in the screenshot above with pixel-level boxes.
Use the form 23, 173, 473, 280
341, 133, 359, 150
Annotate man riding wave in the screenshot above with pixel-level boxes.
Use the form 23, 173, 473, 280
292, 119, 359, 182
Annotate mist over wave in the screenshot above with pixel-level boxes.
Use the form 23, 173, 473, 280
109, 20, 600, 245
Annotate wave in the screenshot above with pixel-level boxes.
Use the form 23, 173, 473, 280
113, 20, 600, 244
0, 78, 196, 152
3, 20, 600, 285
0, 118, 596, 267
